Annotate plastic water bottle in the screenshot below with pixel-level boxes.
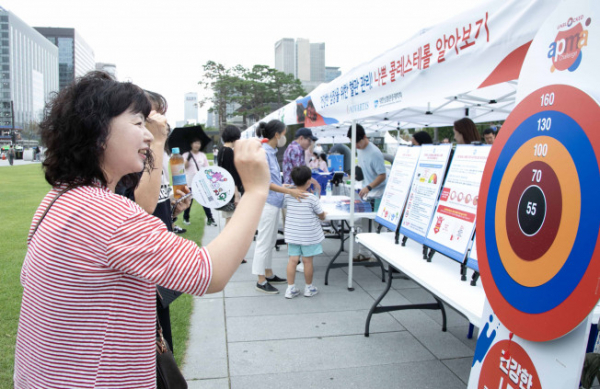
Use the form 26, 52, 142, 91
326, 181, 332, 199
170, 147, 187, 199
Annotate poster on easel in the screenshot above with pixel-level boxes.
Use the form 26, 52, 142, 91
469, 0, 600, 386
424, 145, 491, 262
375, 146, 421, 231
399, 144, 452, 244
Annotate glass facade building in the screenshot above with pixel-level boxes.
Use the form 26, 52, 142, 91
0, 7, 58, 136
274, 38, 328, 93
34, 27, 95, 91
310, 43, 325, 83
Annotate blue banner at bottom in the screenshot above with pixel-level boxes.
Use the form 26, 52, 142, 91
398, 227, 426, 245
422, 238, 466, 264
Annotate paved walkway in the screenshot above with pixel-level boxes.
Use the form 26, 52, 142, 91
182, 211, 478, 389
0, 158, 40, 167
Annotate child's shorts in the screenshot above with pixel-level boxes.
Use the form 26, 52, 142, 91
288, 243, 323, 257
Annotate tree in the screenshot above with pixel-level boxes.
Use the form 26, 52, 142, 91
198, 61, 237, 131
266, 68, 305, 106
20, 121, 39, 143
199, 61, 307, 129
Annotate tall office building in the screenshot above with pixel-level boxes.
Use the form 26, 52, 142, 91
310, 43, 325, 83
184, 92, 198, 124
0, 7, 58, 139
295, 38, 311, 82
95, 62, 117, 80
34, 27, 95, 91
274, 38, 295, 77
274, 38, 327, 93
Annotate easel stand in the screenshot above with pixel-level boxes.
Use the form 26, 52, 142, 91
423, 245, 435, 262
364, 259, 448, 337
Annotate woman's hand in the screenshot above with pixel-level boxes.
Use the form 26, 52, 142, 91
234, 139, 269, 198
146, 111, 169, 145
172, 187, 192, 217
288, 188, 309, 201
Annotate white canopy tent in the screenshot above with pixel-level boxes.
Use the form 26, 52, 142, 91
241, 0, 560, 289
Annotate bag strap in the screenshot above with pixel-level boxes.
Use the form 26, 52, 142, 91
156, 314, 168, 353
28, 187, 70, 241
188, 152, 199, 171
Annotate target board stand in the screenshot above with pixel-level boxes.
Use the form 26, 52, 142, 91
468, 0, 600, 387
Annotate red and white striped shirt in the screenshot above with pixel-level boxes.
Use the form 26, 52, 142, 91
14, 185, 212, 388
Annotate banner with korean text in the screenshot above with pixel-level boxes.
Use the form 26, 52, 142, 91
305, 0, 559, 125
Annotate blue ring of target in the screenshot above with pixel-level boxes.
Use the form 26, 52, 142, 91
485, 110, 600, 314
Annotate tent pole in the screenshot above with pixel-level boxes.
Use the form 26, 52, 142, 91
348, 120, 356, 290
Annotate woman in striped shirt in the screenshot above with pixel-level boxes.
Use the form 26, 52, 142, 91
13, 72, 270, 388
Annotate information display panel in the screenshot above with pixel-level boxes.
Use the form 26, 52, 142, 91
375, 146, 421, 231
399, 144, 452, 243
424, 145, 491, 262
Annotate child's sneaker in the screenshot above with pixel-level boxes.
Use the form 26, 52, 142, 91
304, 285, 318, 297
296, 262, 304, 273
285, 286, 300, 299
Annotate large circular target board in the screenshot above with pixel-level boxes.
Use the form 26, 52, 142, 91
477, 84, 600, 342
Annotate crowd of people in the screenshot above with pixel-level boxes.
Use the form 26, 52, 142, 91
13, 69, 501, 387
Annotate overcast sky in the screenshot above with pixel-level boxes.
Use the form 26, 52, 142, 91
7, 0, 479, 126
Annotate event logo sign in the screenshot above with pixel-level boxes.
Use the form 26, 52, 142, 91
517, 0, 599, 103
548, 15, 590, 72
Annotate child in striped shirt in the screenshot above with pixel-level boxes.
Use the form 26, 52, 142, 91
283, 166, 326, 298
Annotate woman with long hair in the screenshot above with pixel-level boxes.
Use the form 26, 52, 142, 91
453, 117, 481, 144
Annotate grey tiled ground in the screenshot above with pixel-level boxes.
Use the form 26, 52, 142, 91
182, 212, 476, 388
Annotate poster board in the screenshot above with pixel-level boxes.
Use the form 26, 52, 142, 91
399, 144, 452, 243
424, 145, 491, 262
375, 146, 421, 231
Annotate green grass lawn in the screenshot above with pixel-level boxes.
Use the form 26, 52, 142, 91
0, 164, 204, 388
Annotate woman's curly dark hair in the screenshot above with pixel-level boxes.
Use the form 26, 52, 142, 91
40, 71, 153, 189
